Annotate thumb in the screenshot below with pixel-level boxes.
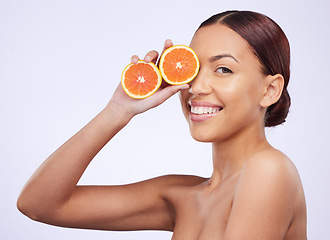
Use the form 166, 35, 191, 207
150, 84, 189, 106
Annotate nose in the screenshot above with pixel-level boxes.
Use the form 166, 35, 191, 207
189, 70, 212, 96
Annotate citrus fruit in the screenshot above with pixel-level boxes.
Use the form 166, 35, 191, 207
121, 60, 162, 99
159, 45, 200, 85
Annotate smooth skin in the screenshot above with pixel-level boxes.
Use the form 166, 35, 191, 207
17, 25, 307, 239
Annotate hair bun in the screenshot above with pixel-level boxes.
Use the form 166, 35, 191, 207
265, 89, 291, 127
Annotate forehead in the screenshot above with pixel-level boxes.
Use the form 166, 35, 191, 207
190, 24, 255, 62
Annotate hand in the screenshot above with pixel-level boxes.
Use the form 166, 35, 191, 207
109, 39, 189, 118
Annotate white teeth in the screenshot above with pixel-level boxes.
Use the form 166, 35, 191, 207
191, 106, 220, 115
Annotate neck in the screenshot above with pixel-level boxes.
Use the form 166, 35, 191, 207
209, 123, 270, 187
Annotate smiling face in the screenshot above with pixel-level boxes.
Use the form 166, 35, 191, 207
180, 24, 270, 143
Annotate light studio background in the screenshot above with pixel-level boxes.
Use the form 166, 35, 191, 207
1, 0, 329, 239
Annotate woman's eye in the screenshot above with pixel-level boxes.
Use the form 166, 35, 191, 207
216, 67, 233, 74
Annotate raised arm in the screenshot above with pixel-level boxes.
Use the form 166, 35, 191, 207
17, 40, 189, 231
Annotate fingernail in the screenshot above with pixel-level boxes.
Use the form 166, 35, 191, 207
145, 56, 151, 62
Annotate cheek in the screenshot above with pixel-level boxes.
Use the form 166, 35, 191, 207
220, 80, 261, 124
228, 77, 262, 107
226, 84, 264, 130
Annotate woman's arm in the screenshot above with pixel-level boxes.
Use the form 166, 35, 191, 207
17, 41, 189, 231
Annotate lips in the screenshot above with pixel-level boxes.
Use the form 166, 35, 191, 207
188, 101, 223, 122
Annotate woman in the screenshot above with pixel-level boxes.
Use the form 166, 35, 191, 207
17, 10, 307, 239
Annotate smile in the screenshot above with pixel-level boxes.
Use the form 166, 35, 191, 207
191, 106, 221, 115
188, 101, 223, 122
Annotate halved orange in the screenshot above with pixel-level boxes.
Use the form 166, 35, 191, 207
159, 45, 200, 85
121, 60, 162, 99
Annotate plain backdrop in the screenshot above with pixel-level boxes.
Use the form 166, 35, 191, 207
1, 0, 329, 239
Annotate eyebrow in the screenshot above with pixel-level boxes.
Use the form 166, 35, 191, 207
209, 54, 239, 64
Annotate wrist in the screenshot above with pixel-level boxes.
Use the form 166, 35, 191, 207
103, 100, 134, 125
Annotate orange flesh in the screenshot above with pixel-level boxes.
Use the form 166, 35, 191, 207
162, 48, 198, 83
124, 63, 159, 96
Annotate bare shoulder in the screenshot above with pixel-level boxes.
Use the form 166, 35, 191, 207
241, 148, 302, 189
224, 147, 307, 239
245, 147, 296, 172
238, 147, 304, 204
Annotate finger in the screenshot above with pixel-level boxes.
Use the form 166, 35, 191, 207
131, 55, 140, 64
150, 84, 189, 107
156, 39, 174, 67
161, 39, 174, 54
144, 50, 159, 64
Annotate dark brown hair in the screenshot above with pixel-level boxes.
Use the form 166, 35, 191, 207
198, 10, 291, 127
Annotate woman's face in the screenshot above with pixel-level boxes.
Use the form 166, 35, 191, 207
180, 24, 268, 143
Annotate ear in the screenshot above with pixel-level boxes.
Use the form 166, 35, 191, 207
259, 74, 284, 108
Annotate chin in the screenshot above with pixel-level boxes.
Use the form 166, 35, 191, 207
189, 127, 218, 143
